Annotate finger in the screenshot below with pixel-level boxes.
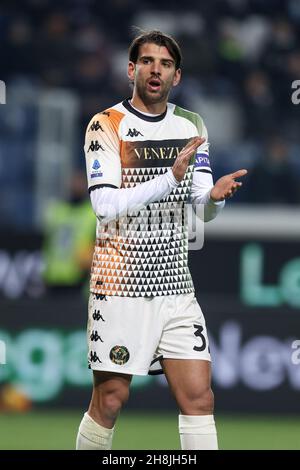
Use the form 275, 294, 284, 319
182, 137, 198, 150
185, 136, 204, 150
189, 140, 203, 154
179, 145, 200, 161
228, 183, 242, 197
232, 182, 242, 190
231, 169, 248, 179
194, 136, 205, 146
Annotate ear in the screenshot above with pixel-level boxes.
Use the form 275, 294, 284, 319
127, 61, 136, 82
173, 68, 181, 87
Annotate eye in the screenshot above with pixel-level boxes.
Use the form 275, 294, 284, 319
162, 61, 172, 68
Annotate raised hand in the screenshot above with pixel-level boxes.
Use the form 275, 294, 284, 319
210, 169, 248, 202
172, 137, 204, 182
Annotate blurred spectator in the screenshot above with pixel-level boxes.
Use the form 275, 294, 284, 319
2, 16, 36, 80
42, 171, 96, 295
246, 136, 300, 204
242, 70, 277, 138
37, 10, 74, 87
0, 0, 300, 221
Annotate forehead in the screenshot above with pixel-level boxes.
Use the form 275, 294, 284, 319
137, 42, 174, 61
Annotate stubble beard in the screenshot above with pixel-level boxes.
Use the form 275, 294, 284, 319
135, 79, 171, 107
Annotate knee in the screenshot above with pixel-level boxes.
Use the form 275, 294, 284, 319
178, 387, 214, 415
91, 383, 130, 423
102, 387, 130, 416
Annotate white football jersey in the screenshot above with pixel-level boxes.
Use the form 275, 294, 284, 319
84, 99, 212, 297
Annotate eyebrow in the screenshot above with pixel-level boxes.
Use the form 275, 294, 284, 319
139, 55, 175, 64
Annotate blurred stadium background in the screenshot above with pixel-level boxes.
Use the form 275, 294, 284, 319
1, 0, 300, 450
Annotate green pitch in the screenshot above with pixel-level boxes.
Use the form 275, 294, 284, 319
0, 411, 300, 450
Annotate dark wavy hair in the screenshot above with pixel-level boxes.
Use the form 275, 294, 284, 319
129, 29, 182, 70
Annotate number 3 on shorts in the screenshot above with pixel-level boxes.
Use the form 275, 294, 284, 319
193, 324, 207, 352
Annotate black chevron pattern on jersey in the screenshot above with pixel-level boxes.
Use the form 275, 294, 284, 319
91, 165, 195, 297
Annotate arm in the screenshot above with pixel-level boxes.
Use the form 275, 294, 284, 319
85, 116, 202, 221
190, 118, 247, 221
90, 169, 179, 222
190, 171, 225, 222
85, 110, 123, 191
189, 119, 224, 222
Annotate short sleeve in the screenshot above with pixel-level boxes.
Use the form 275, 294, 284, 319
84, 109, 124, 191
194, 117, 212, 174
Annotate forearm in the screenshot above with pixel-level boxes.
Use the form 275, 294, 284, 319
192, 189, 225, 222
190, 171, 225, 222
90, 169, 179, 222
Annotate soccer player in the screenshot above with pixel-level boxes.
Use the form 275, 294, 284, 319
76, 30, 247, 450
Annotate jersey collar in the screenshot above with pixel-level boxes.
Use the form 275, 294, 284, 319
122, 98, 167, 122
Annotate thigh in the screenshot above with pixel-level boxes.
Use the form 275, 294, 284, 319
93, 370, 132, 389
161, 358, 212, 398
156, 293, 211, 362
87, 293, 164, 375
92, 370, 132, 399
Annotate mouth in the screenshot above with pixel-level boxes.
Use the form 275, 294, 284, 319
147, 78, 161, 92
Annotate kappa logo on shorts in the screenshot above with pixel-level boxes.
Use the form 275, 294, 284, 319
110, 345, 130, 365
92, 309, 105, 322
95, 293, 107, 301
89, 351, 102, 363
90, 330, 104, 342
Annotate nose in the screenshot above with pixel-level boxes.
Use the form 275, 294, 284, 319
150, 60, 161, 76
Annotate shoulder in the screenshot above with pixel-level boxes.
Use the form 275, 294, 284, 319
86, 102, 126, 134
171, 104, 205, 134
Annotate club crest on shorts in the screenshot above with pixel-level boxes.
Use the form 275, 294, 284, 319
109, 345, 130, 365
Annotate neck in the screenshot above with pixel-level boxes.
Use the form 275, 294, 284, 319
131, 91, 167, 115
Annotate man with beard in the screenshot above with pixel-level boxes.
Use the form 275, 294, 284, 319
77, 30, 247, 450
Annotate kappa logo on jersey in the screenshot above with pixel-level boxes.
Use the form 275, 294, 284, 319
88, 120, 104, 132
101, 111, 110, 116
110, 345, 130, 365
88, 140, 104, 152
194, 153, 211, 170
92, 159, 101, 170
126, 128, 144, 138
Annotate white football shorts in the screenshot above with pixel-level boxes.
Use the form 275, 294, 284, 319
87, 292, 211, 375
